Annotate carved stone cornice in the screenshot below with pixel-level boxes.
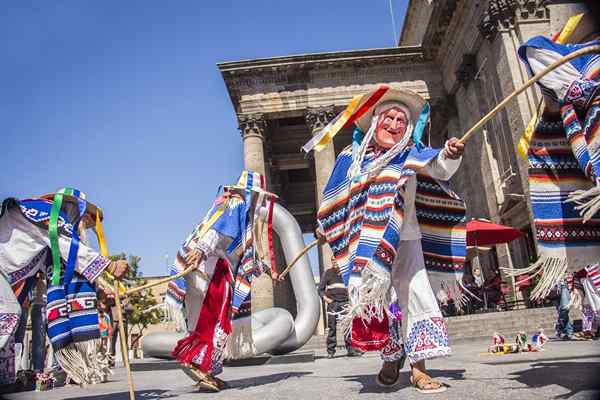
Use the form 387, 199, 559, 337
305, 106, 336, 134
238, 113, 266, 139
421, 0, 459, 61
478, 0, 548, 42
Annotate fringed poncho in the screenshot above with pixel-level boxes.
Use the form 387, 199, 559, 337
317, 145, 466, 329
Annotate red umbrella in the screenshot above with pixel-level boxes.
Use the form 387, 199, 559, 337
466, 219, 522, 246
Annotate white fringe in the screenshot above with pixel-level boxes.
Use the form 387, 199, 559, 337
501, 257, 568, 301
164, 301, 187, 333
224, 320, 255, 360
55, 339, 108, 385
337, 263, 392, 338
566, 184, 600, 222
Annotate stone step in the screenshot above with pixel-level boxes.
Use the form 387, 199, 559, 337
299, 307, 558, 352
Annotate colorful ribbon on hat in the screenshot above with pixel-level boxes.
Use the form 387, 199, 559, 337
302, 85, 390, 153
517, 13, 585, 160
49, 188, 85, 286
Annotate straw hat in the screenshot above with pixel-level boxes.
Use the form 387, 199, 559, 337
355, 87, 426, 133
39, 187, 103, 222
223, 170, 278, 198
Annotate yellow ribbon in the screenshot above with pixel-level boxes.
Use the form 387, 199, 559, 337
96, 209, 127, 294
313, 95, 362, 152
517, 13, 585, 160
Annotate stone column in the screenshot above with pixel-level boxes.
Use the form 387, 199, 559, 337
306, 107, 336, 336
239, 114, 267, 176
238, 113, 273, 312
306, 106, 337, 274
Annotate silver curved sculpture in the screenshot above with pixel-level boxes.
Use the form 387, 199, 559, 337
142, 202, 320, 359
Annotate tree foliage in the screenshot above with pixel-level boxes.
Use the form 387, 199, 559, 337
109, 253, 162, 347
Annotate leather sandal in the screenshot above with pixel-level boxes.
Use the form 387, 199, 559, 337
375, 354, 406, 387
409, 372, 447, 394
182, 364, 221, 392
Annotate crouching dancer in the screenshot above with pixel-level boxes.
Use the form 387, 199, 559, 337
166, 171, 280, 392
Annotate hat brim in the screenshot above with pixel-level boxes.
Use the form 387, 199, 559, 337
223, 186, 278, 199
39, 193, 103, 222
355, 88, 426, 133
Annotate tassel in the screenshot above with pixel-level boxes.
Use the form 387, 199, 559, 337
502, 257, 568, 301
336, 263, 392, 339
55, 344, 89, 385
566, 184, 600, 222
171, 332, 205, 365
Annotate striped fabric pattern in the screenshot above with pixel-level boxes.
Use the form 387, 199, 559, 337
586, 263, 600, 290
166, 177, 272, 321
318, 145, 466, 309
47, 273, 100, 351
528, 114, 600, 267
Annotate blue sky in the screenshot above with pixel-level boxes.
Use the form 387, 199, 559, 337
1, 1, 408, 276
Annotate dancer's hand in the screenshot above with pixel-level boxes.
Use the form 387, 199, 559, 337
270, 270, 281, 281
108, 260, 129, 279
185, 249, 205, 269
444, 137, 464, 160
315, 228, 326, 244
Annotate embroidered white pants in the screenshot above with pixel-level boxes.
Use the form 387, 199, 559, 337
381, 240, 451, 364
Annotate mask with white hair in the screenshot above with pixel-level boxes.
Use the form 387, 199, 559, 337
348, 101, 414, 179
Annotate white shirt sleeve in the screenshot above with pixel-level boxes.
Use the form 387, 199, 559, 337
422, 142, 462, 181
525, 47, 581, 100
0, 208, 110, 283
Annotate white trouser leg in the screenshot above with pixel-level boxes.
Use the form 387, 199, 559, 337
391, 240, 451, 364
184, 256, 218, 332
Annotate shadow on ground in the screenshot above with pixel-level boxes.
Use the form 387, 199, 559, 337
221, 371, 313, 390
507, 361, 600, 399
344, 368, 466, 394
132, 361, 181, 372
63, 389, 178, 400
61, 372, 313, 399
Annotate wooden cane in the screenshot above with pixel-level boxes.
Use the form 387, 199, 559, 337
113, 280, 136, 400
458, 45, 600, 145
121, 265, 198, 297
278, 239, 320, 281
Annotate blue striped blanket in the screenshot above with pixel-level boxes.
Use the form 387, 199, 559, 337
318, 145, 466, 323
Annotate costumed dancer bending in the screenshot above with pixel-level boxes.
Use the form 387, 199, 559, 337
0, 188, 128, 386
166, 171, 280, 392
311, 86, 466, 394
509, 10, 600, 298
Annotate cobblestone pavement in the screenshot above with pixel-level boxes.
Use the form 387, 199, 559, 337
3, 338, 599, 400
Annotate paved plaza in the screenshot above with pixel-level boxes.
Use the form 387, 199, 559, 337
3, 338, 599, 400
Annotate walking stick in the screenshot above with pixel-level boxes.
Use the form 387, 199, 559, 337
278, 239, 320, 281
113, 280, 136, 400
121, 265, 198, 297
458, 45, 600, 145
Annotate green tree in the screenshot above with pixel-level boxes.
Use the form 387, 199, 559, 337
109, 253, 162, 348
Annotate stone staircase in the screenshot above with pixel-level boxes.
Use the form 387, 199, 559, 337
299, 307, 557, 352
447, 306, 556, 340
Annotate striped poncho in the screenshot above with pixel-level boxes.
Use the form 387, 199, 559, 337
317, 145, 466, 327
515, 36, 600, 298
0, 198, 110, 384
166, 189, 273, 329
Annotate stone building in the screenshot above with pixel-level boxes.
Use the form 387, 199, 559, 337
218, 0, 591, 318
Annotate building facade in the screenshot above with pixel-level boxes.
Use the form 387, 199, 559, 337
218, 0, 592, 317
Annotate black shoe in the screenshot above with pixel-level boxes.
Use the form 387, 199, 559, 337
327, 353, 335, 359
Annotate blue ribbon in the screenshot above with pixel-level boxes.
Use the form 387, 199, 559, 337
63, 189, 86, 288
412, 102, 430, 151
